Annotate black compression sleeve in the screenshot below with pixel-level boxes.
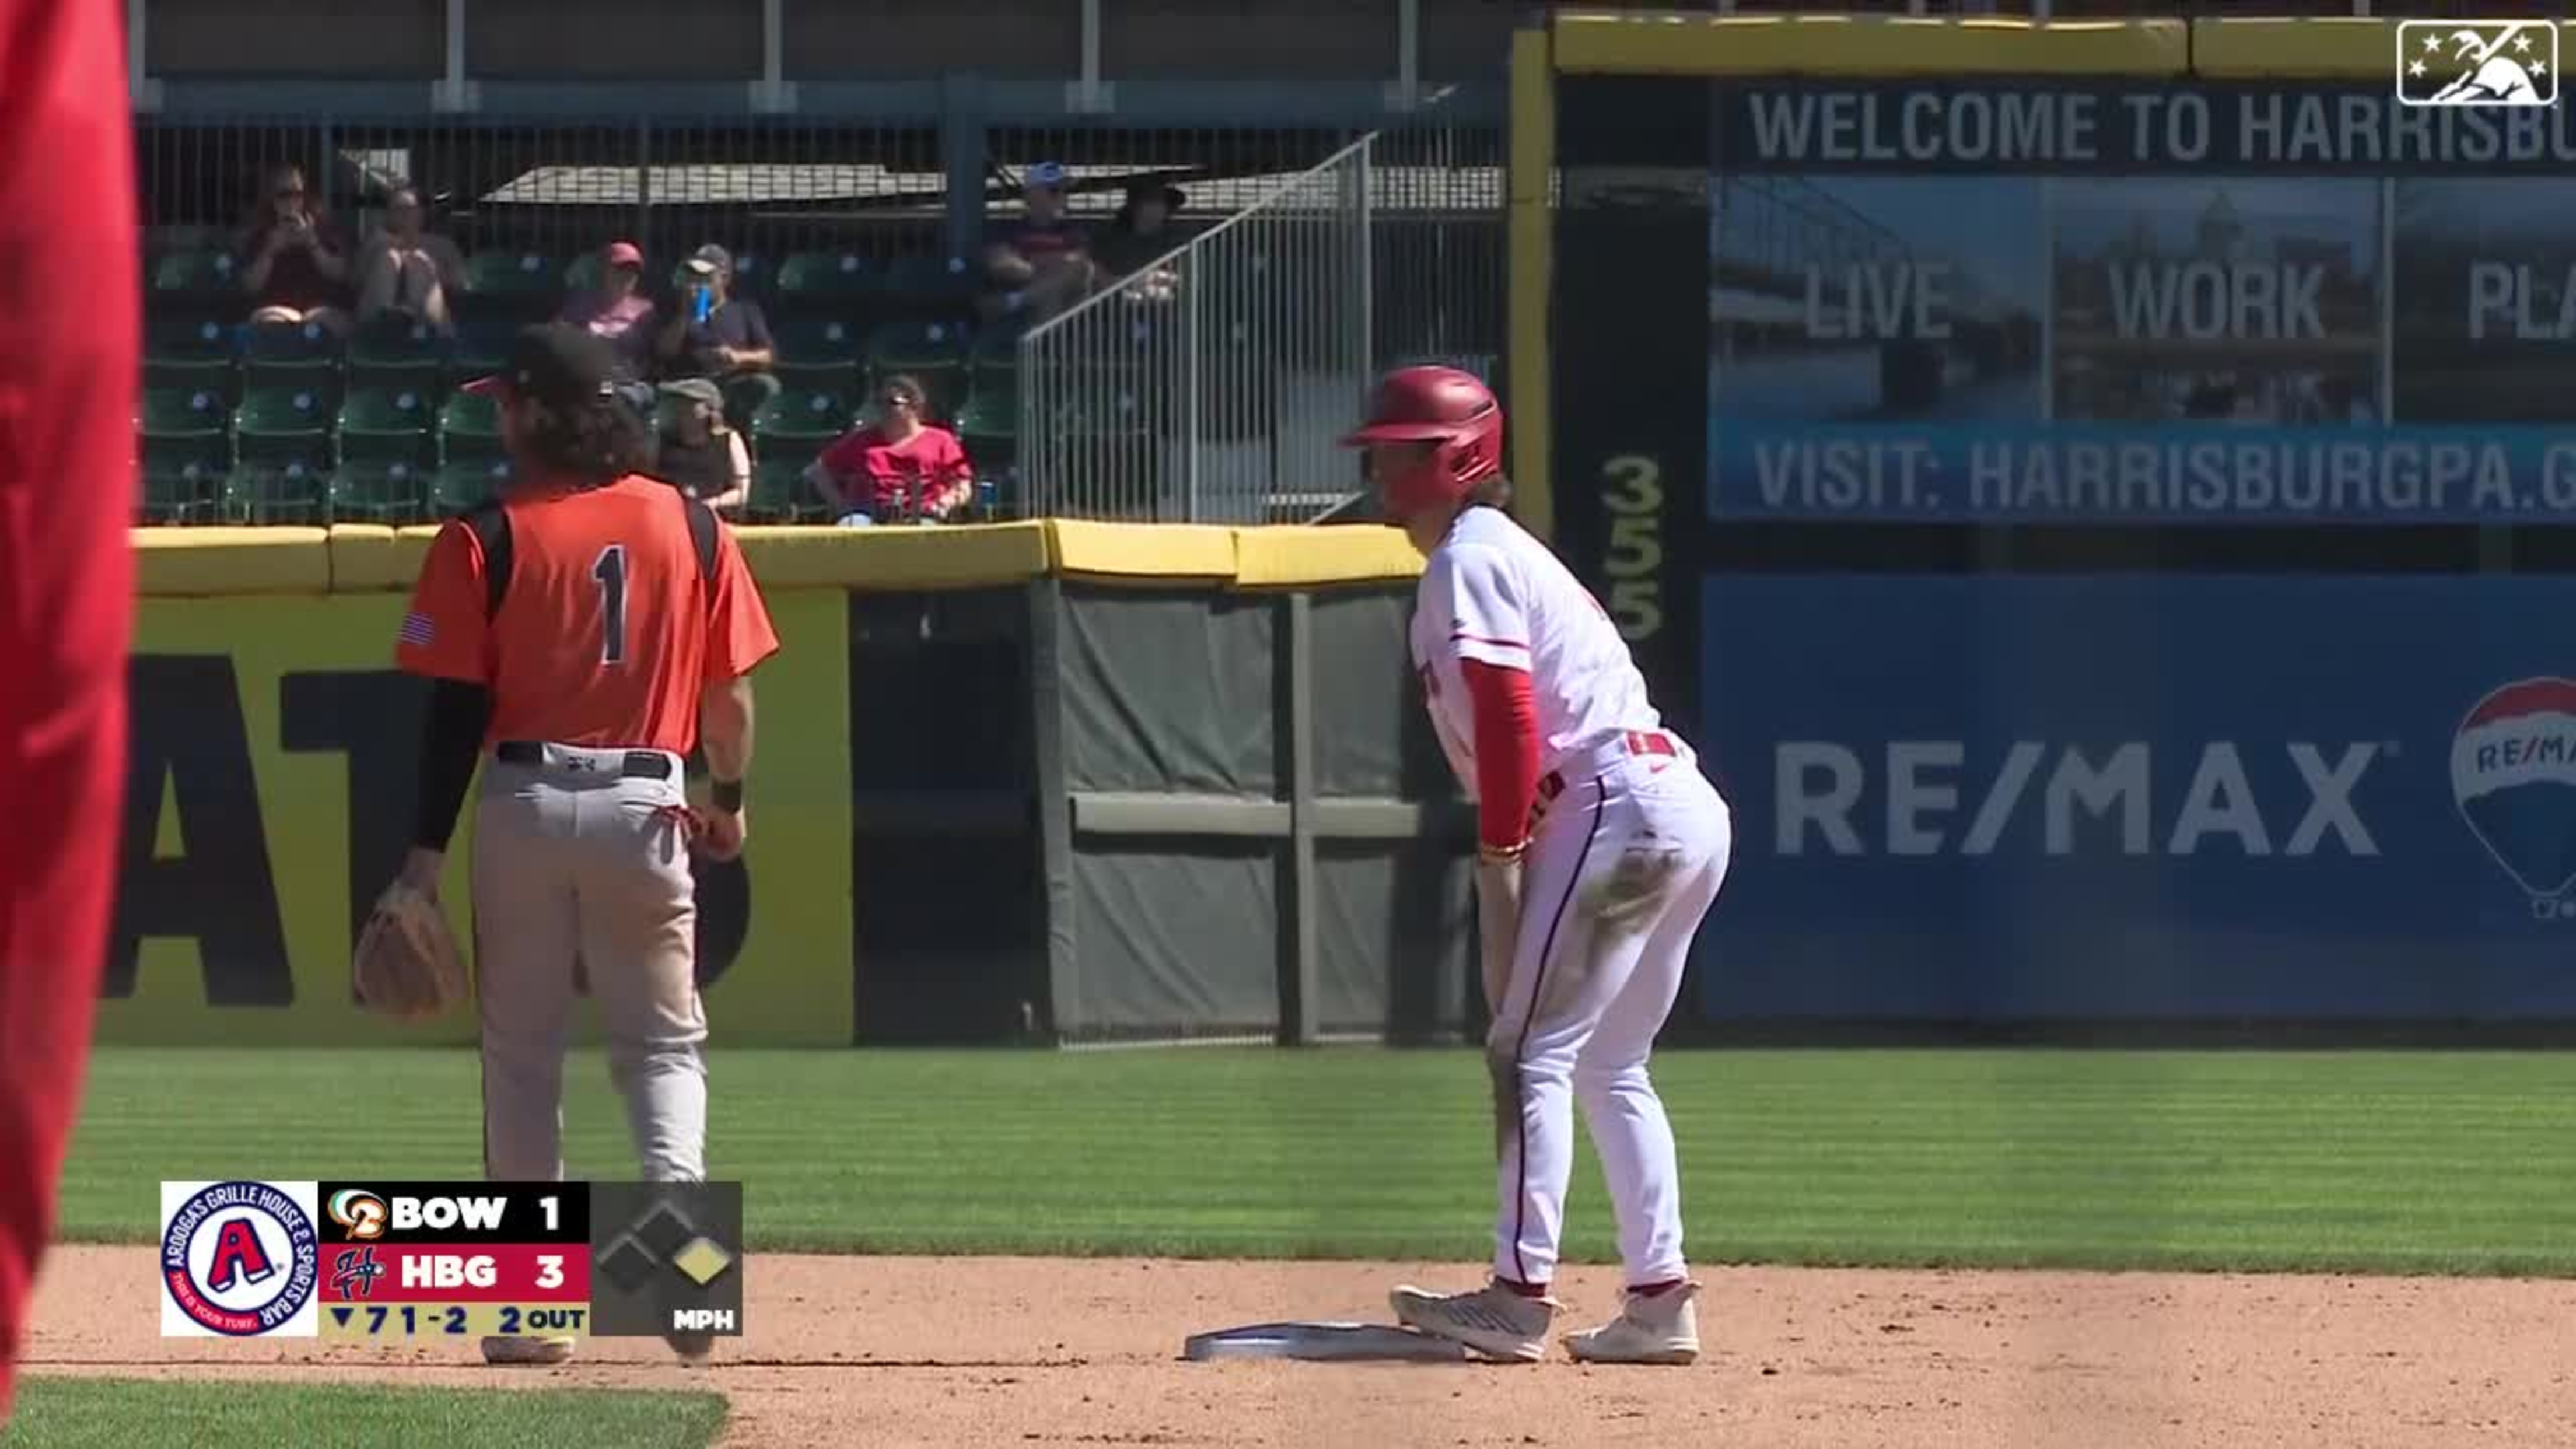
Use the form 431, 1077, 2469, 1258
412, 678, 493, 852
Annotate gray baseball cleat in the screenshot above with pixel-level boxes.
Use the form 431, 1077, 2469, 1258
1388, 1279, 1556, 1363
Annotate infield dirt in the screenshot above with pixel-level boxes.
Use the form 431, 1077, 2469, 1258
24, 1247, 2572, 1447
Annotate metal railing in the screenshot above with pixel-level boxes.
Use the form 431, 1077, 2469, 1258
1016, 135, 1385, 526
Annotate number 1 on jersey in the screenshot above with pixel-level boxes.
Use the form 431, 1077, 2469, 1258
592, 544, 629, 664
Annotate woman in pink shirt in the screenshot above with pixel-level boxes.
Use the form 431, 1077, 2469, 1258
805, 374, 976, 524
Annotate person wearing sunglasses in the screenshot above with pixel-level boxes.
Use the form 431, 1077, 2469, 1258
803, 375, 976, 526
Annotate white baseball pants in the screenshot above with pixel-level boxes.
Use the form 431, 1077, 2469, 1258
1486, 738, 1730, 1290
471, 746, 709, 1186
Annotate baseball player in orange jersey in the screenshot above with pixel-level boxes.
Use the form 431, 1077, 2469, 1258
0, 0, 138, 1424
1342, 368, 1732, 1365
382, 323, 780, 1367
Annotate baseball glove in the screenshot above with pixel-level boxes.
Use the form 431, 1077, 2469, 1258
352, 881, 468, 1020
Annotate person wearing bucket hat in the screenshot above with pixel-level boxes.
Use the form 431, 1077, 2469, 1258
977, 159, 1098, 325
653, 242, 779, 430
648, 376, 750, 513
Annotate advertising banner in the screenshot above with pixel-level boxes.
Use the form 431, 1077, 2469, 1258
1692, 574, 2576, 1021
108, 590, 853, 1046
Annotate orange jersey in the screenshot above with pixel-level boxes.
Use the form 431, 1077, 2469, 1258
394, 475, 780, 753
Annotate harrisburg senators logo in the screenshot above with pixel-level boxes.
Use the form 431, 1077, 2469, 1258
160, 1181, 320, 1337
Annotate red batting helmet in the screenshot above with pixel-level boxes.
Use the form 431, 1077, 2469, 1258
1339, 365, 1503, 521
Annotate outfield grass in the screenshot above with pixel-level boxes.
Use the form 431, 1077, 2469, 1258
55, 1046, 2576, 1275
1, 1378, 727, 1449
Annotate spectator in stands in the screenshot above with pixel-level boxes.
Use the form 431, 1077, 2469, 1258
1092, 178, 1186, 302
353, 186, 467, 337
804, 374, 974, 526
559, 240, 660, 411
647, 378, 749, 513
653, 244, 779, 430
235, 163, 352, 334
978, 160, 1096, 327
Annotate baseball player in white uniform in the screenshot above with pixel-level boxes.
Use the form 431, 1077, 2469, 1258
1341, 366, 1732, 1365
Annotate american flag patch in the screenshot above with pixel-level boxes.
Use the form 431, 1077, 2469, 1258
398, 612, 436, 648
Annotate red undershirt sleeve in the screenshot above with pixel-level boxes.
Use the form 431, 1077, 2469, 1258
1461, 658, 1540, 853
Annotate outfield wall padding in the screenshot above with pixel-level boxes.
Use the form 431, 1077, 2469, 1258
117, 521, 1466, 1048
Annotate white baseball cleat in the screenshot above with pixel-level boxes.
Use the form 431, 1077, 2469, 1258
481, 1334, 579, 1366
1563, 1281, 1702, 1365
1388, 1280, 1556, 1363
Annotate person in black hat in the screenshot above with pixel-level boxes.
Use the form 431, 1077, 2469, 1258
1093, 177, 1187, 304
648, 376, 750, 513
653, 243, 780, 431
461, 321, 656, 488
374, 317, 779, 1370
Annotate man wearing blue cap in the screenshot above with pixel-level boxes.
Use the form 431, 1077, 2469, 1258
978, 160, 1097, 325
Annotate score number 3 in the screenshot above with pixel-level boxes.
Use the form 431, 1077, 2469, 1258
1600, 456, 1664, 643
592, 544, 629, 665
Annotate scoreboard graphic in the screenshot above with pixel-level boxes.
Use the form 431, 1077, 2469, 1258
160, 1180, 745, 1342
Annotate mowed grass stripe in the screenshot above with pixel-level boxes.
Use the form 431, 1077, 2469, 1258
0, 1380, 727, 1449
52, 1046, 2576, 1274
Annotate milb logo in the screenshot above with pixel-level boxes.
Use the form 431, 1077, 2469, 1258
1774, 741, 2381, 858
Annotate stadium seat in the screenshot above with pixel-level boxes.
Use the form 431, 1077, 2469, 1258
450, 313, 518, 377
338, 385, 435, 468
222, 461, 330, 526
865, 321, 971, 418
234, 383, 336, 477
430, 459, 514, 516
139, 407, 233, 524
139, 385, 230, 444
751, 387, 856, 447
771, 316, 867, 391
955, 386, 1019, 477
242, 318, 343, 398
144, 313, 238, 392
878, 254, 972, 318
745, 454, 835, 524
463, 250, 562, 308
149, 249, 241, 303
329, 460, 429, 524
776, 251, 878, 309
346, 316, 447, 388
438, 389, 504, 464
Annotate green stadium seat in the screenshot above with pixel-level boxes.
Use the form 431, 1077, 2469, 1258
750, 387, 856, 447
338, 386, 436, 467
233, 383, 335, 474
451, 313, 517, 376
771, 316, 866, 391
222, 461, 330, 526
243, 317, 341, 375
879, 253, 972, 312
437, 389, 503, 463
463, 250, 562, 301
430, 459, 514, 516
141, 429, 232, 525
954, 386, 1019, 475
149, 249, 242, 302
775, 250, 878, 306
139, 385, 230, 442
744, 456, 835, 524
144, 313, 238, 390
346, 316, 447, 387
329, 460, 429, 524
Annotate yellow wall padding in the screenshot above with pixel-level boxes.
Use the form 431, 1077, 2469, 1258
2196, 18, 2568, 80
1233, 525, 1424, 589
1551, 12, 2189, 78
146, 520, 1432, 598
132, 527, 331, 596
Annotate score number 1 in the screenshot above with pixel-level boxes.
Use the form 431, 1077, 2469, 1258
1600, 455, 1664, 643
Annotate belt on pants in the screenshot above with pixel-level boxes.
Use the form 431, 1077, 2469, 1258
493, 740, 677, 780
1529, 730, 1681, 828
